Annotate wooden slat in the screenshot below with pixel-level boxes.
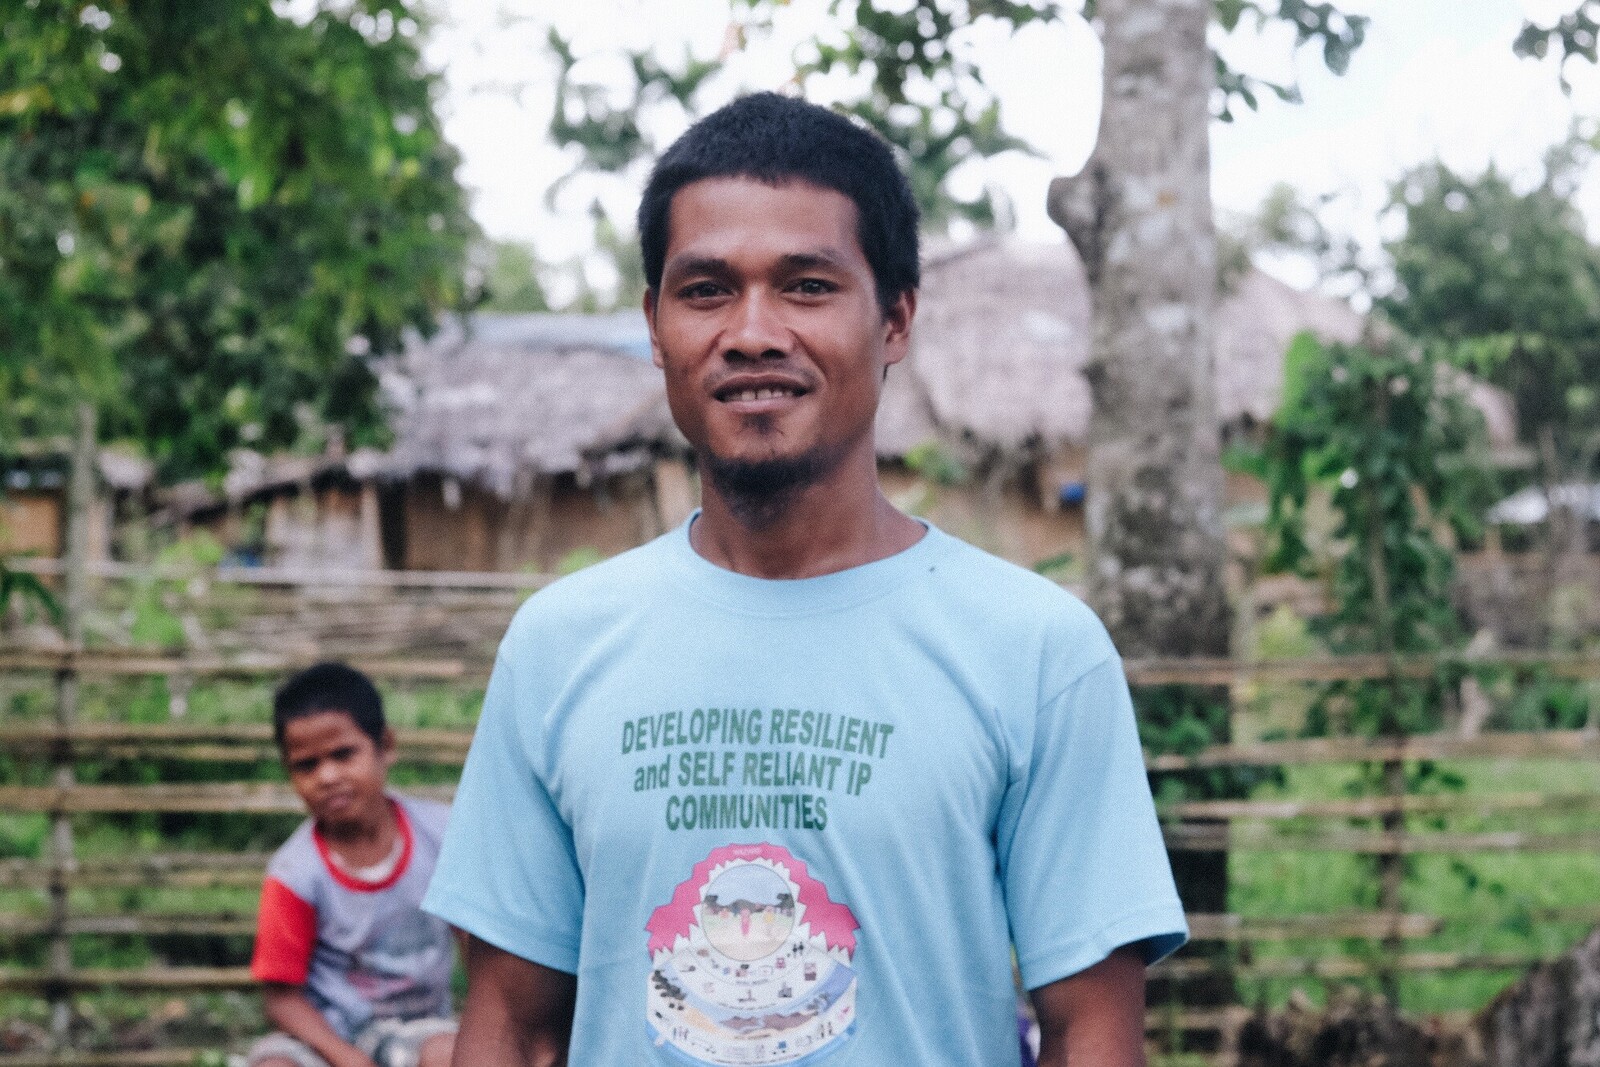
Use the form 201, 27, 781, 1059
1147, 729, 1600, 770
1163, 824, 1600, 854
1124, 651, 1600, 685
1185, 912, 1443, 941
0, 782, 454, 814
0, 946, 1550, 996
0, 1052, 212, 1067
0, 723, 472, 762
0, 914, 255, 937
2, 646, 1596, 684
1161, 790, 1600, 820
0, 852, 269, 890
0, 649, 477, 680
1155, 948, 1554, 981
0, 966, 255, 991
5, 722, 1597, 773
0, 1012, 1244, 1066
5, 554, 558, 591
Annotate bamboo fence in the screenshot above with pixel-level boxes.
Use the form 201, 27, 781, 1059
0, 652, 1595, 1064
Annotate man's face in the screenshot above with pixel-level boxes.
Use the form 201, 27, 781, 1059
645, 177, 913, 483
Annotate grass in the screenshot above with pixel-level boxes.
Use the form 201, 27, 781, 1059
1225, 747, 1600, 1015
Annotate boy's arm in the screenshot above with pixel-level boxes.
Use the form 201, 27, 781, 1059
453, 935, 577, 1067
261, 984, 378, 1067
1031, 945, 1147, 1067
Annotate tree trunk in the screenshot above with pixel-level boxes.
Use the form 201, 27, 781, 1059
1477, 925, 1600, 1067
1050, 0, 1234, 1030
1059, 0, 1230, 662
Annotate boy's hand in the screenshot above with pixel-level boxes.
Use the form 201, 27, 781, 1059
262, 984, 378, 1067
326, 1048, 380, 1067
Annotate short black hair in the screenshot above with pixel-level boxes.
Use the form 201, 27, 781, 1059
272, 662, 385, 750
638, 92, 920, 315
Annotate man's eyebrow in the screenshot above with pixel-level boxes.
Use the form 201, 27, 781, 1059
776, 251, 849, 273
662, 255, 733, 281
663, 250, 852, 281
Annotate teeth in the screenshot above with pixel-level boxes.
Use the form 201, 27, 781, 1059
729, 387, 795, 401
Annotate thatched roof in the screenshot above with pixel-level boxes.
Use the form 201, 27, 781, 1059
885, 238, 1378, 460
374, 312, 681, 495
1, 442, 153, 493
1213, 268, 1364, 425
169, 244, 1520, 512
879, 241, 1090, 457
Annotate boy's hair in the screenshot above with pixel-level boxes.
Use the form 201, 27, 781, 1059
638, 92, 921, 315
272, 662, 385, 750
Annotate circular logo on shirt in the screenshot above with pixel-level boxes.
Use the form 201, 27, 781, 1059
645, 843, 859, 1065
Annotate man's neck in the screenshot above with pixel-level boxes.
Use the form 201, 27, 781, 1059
691, 457, 923, 580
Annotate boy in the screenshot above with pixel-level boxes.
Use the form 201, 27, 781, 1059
248, 662, 457, 1067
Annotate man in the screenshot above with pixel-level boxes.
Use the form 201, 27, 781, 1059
423, 92, 1187, 1067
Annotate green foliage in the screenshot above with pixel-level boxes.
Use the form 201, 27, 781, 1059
902, 441, 968, 487
477, 240, 552, 314
1211, 0, 1369, 122
1258, 334, 1491, 676
124, 532, 225, 649
0, 556, 60, 626
0, 0, 477, 480
1381, 144, 1600, 477
1514, 1, 1600, 90
543, 0, 1366, 280
1225, 182, 1373, 296
556, 545, 606, 575
1251, 330, 1494, 741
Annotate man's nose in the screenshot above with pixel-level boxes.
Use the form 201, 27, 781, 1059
725, 291, 788, 360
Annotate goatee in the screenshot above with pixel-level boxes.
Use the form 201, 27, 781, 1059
703, 448, 837, 530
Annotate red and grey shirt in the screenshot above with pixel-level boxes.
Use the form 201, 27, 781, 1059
251, 793, 454, 1038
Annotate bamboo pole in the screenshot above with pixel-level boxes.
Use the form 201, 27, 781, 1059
2, 647, 1598, 688
6, 721, 1599, 770
1163, 823, 1600, 853
45, 403, 94, 1049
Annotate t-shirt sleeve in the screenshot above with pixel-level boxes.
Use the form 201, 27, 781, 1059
251, 876, 316, 985
422, 652, 584, 973
998, 653, 1188, 990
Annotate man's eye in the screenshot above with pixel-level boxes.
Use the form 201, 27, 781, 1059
792, 279, 834, 296
678, 282, 725, 300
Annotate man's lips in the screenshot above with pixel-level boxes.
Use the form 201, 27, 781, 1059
711, 375, 811, 408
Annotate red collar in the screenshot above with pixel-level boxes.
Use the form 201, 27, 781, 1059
313, 796, 413, 893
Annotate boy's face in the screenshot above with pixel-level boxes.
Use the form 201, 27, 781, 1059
280, 710, 394, 832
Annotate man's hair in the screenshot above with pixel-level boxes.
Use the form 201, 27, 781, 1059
638, 92, 920, 315
272, 662, 385, 750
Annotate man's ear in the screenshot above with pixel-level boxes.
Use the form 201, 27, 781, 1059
378, 727, 397, 767
644, 288, 664, 369
881, 288, 917, 369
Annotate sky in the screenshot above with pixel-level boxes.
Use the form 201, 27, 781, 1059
420, 0, 1600, 299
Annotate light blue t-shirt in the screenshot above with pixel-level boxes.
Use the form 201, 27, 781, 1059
424, 519, 1186, 1066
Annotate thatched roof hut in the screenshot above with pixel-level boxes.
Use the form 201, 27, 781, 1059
883, 238, 1372, 462
374, 312, 681, 496
891, 238, 1518, 460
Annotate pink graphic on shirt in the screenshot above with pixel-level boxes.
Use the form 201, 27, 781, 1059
646, 842, 857, 956
645, 843, 860, 1065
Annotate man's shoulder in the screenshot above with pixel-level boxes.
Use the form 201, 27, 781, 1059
929, 529, 1108, 627
501, 532, 677, 647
